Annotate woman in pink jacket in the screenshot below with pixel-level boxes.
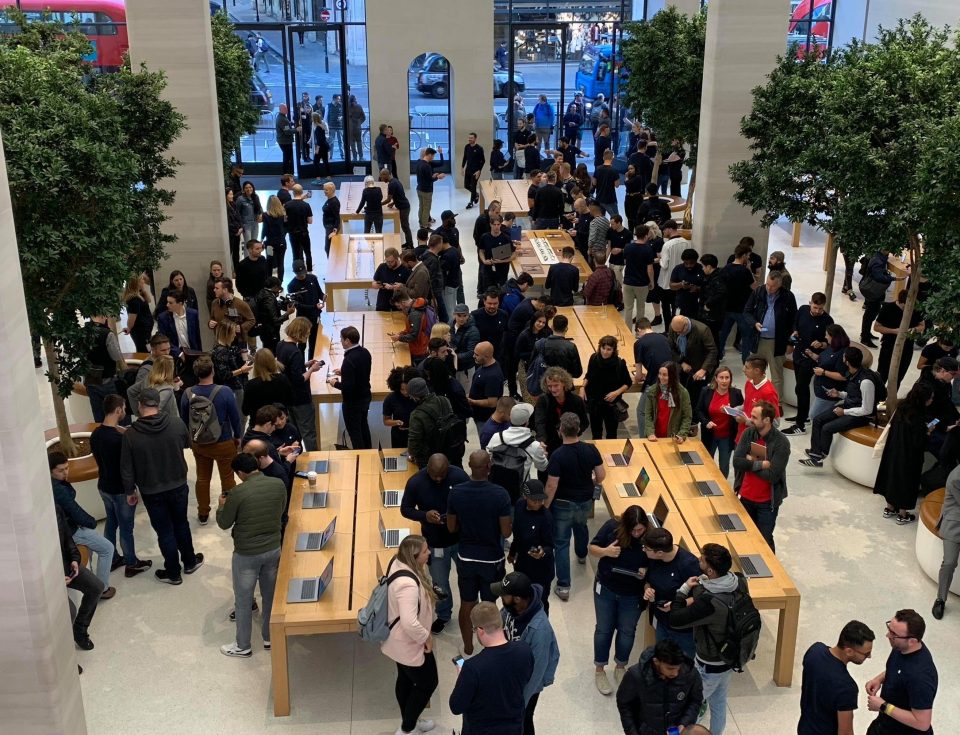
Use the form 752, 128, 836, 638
381, 535, 438, 735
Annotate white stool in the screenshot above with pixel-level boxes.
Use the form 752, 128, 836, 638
781, 360, 797, 407
916, 489, 960, 596
830, 427, 882, 488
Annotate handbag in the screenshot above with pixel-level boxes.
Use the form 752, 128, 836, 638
858, 273, 887, 302
613, 398, 630, 423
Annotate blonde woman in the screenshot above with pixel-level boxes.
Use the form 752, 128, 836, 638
212, 321, 251, 413
122, 274, 155, 352
645, 220, 665, 326
275, 316, 322, 451
145, 354, 180, 418
261, 195, 288, 282
241, 348, 293, 419
381, 535, 438, 735
356, 174, 386, 233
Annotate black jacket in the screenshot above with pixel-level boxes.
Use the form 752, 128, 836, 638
695, 386, 744, 445
743, 285, 798, 357
616, 645, 703, 735
534, 390, 588, 453
56, 504, 81, 576
698, 270, 728, 324
333, 345, 372, 401
536, 335, 583, 378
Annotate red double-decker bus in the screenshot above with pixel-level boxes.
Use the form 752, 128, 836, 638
0, 0, 128, 72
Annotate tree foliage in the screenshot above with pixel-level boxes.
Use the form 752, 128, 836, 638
0, 11, 185, 403
211, 12, 258, 175
730, 14, 960, 404
621, 6, 706, 161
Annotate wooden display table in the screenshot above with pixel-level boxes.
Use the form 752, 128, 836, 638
337, 181, 401, 233
511, 230, 591, 285
325, 232, 404, 311
573, 305, 638, 380
478, 179, 529, 215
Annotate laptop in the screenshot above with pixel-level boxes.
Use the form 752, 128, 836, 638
731, 544, 773, 579
605, 439, 634, 467
695, 479, 723, 497
491, 243, 513, 261
711, 500, 746, 532
308, 460, 329, 474
295, 516, 337, 551
647, 495, 669, 529
302, 491, 329, 508
618, 467, 651, 498
381, 485, 404, 508
381, 451, 408, 473
286, 558, 334, 603
379, 511, 410, 549
674, 441, 703, 466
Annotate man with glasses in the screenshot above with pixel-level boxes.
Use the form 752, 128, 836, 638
798, 620, 875, 735
864, 610, 937, 735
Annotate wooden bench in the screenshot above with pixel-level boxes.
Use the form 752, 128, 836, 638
832, 425, 884, 488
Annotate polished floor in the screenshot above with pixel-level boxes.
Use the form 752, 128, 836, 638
45, 178, 959, 735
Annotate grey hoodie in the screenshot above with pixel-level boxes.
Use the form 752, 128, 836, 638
120, 412, 190, 496
669, 571, 743, 666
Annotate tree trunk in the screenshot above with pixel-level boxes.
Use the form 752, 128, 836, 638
822, 233, 837, 313
681, 166, 696, 230
650, 150, 663, 187
884, 235, 922, 414
44, 340, 78, 458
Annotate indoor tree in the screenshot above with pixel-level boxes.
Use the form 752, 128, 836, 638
0, 11, 185, 455
211, 12, 259, 175
621, 5, 705, 226
730, 15, 960, 408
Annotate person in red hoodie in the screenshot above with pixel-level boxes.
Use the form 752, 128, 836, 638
390, 286, 433, 364
735, 355, 780, 442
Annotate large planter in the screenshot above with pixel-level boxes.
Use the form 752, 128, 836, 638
68, 355, 144, 424
45, 423, 105, 522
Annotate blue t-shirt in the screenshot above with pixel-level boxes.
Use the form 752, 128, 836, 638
798, 642, 859, 735
645, 546, 700, 623
591, 518, 648, 597
623, 241, 655, 287
877, 645, 937, 735
469, 362, 505, 422
447, 480, 512, 561
547, 441, 602, 503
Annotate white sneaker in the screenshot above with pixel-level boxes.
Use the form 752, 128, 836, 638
220, 642, 252, 658
417, 719, 435, 732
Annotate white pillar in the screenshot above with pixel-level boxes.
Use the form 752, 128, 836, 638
0, 133, 87, 733
125, 0, 231, 348
692, 0, 792, 259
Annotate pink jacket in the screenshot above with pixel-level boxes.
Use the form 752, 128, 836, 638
380, 559, 434, 667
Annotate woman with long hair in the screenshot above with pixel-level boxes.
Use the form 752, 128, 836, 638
812, 324, 851, 420
122, 274, 154, 352
155, 270, 199, 318
261, 195, 288, 283
225, 188, 243, 273
696, 365, 744, 477
516, 310, 554, 401
310, 111, 331, 182
380, 535, 438, 735
275, 316, 323, 451
145, 354, 180, 418
588, 505, 650, 694
357, 174, 386, 234
574, 162, 592, 199
645, 220, 665, 326
241, 348, 293, 419
206, 260, 224, 311
623, 163, 645, 233
212, 321, 251, 413
582, 336, 632, 440
642, 361, 692, 440
382, 366, 421, 449
236, 180, 263, 246
874, 382, 935, 524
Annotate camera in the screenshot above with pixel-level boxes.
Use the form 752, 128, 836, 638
277, 294, 294, 311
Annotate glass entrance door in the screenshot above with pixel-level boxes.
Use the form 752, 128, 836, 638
505, 22, 567, 157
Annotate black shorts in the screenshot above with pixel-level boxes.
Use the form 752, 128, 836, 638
456, 558, 505, 602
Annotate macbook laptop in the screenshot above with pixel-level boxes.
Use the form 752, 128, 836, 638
604, 439, 634, 467
286, 558, 334, 603
695, 479, 723, 497
381, 486, 403, 508
295, 516, 337, 551
381, 451, 408, 473
711, 500, 746, 532
491, 243, 513, 261
731, 544, 773, 579
302, 491, 329, 508
379, 511, 410, 549
674, 441, 703, 466
618, 467, 651, 498
308, 460, 329, 474
647, 495, 669, 529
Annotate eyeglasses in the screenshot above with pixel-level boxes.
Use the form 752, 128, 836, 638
885, 621, 913, 640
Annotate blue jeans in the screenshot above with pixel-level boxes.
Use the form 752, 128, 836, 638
704, 435, 735, 478
552, 498, 593, 587
232, 547, 281, 650
593, 582, 643, 665
72, 526, 115, 588
599, 200, 619, 217
87, 379, 119, 423
810, 397, 837, 422
100, 491, 138, 566
718, 312, 754, 363
428, 543, 459, 622
739, 497, 779, 552
655, 618, 696, 658
696, 661, 732, 735
141, 484, 197, 577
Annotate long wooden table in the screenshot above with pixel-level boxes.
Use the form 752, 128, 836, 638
271, 448, 416, 716
325, 232, 405, 311
573, 304, 638, 378
478, 178, 529, 215
337, 181, 402, 232
512, 229, 592, 286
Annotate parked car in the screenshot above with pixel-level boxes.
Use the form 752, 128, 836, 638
415, 52, 525, 99
250, 72, 274, 113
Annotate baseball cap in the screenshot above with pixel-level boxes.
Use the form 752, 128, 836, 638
139, 387, 161, 407
292, 259, 307, 274
521, 479, 548, 501
490, 571, 533, 599
440, 210, 457, 221
510, 403, 534, 426
453, 303, 470, 315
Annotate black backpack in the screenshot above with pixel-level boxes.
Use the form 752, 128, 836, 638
704, 574, 762, 672
420, 397, 467, 467
489, 431, 536, 504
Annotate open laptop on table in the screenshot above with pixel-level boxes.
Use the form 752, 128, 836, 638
295, 516, 337, 551
730, 542, 773, 579
711, 499, 746, 532
380, 475, 404, 508
604, 439, 634, 467
302, 490, 329, 508
618, 467, 651, 498
287, 557, 334, 603
381, 449, 408, 473
674, 440, 703, 466
379, 511, 410, 549
646, 495, 669, 529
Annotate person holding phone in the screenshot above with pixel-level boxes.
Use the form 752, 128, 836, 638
642, 527, 700, 659
56, 503, 104, 651
507, 480, 555, 615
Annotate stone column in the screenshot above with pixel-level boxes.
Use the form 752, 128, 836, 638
0, 134, 87, 733
692, 0, 792, 260
126, 0, 231, 349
